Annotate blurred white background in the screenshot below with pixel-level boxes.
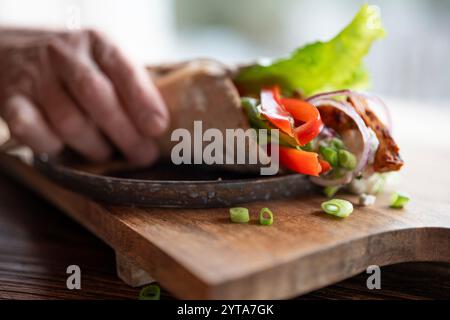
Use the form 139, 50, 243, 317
0, 0, 449, 105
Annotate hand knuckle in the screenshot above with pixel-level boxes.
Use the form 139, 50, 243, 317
75, 69, 101, 99
86, 28, 102, 40
8, 109, 35, 139
46, 38, 64, 56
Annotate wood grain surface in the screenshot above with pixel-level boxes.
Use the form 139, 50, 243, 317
0, 171, 449, 300
0, 102, 449, 300
0, 145, 449, 299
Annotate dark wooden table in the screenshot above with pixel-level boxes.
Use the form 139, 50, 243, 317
0, 171, 449, 300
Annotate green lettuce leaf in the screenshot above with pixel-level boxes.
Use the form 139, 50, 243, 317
235, 4, 386, 96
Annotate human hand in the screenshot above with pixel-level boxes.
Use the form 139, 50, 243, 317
0, 28, 168, 165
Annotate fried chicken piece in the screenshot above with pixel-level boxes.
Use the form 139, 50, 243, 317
318, 96, 403, 173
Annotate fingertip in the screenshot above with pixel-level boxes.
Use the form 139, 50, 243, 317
139, 109, 170, 137
126, 139, 160, 167
85, 144, 113, 163
44, 139, 64, 156
137, 79, 170, 137
3, 95, 64, 156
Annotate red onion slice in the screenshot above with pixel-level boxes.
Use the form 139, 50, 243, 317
307, 90, 392, 131
306, 90, 353, 102
308, 98, 372, 187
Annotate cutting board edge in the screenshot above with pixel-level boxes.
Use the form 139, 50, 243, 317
0, 153, 216, 298
197, 226, 450, 299
1, 153, 450, 300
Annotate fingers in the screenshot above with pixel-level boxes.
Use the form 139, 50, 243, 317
48, 40, 159, 166
0, 95, 63, 154
36, 76, 112, 163
90, 30, 169, 137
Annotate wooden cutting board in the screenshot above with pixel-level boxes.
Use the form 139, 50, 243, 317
0, 103, 449, 299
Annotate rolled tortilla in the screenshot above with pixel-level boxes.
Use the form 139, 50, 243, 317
147, 59, 403, 178
148, 59, 266, 173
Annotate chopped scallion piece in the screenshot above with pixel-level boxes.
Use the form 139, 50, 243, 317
329, 167, 346, 179
390, 192, 410, 209
230, 207, 250, 223
321, 199, 354, 218
324, 186, 340, 198
338, 150, 357, 170
302, 141, 314, 152
259, 207, 274, 226
330, 138, 345, 150
139, 284, 160, 300
320, 146, 338, 167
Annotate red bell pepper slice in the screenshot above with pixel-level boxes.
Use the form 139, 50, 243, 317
260, 87, 323, 146
260, 87, 328, 176
319, 160, 332, 174
279, 146, 323, 176
280, 98, 324, 146
260, 87, 294, 137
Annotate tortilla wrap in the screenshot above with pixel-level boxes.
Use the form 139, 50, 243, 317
148, 59, 402, 175
148, 59, 266, 173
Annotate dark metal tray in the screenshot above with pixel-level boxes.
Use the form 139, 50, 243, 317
34, 154, 316, 208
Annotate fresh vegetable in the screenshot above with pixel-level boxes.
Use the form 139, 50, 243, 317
235, 4, 385, 96
236, 5, 400, 183
324, 186, 340, 198
320, 146, 339, 167
319, 159, 332, 174
259, 208, 274, 226
259, 87, 323, 146
330, 138, 345, 150
243, 87, 328, 177
338, 150, 357, 170
279, 146, 324, 176
321, 199, 354, 218
230, 207, 250, 223
390, 192, 410, 209
260, 87, 294, 135
280, 97, 323, 146
241, 97, 298, 147
301, 141, 314, 152
139, 284, 161, 300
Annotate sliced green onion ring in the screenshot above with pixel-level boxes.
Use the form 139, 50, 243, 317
324, 186, 340, 198
390, 192, 410, 209
321, 199, 354, 218
320, 146, 338, 167
139, 284, 161, 300
330, 138, 345, 149
338, 150, 357, 170
230, 207, 250, 223
301, 141, 314, 152
259, 207, 274, 226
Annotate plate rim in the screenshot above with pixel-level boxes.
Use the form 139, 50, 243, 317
34, 154, 308, 186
